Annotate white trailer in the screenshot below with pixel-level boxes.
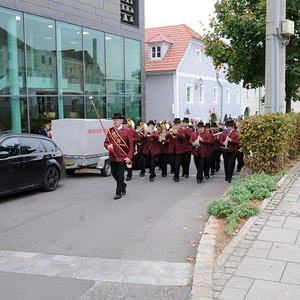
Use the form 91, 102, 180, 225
52, 119, 112, 176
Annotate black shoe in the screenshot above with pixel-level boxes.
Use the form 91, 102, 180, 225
225, 178, 229, 181
211, 172, 215, 176
170, 171, 174, 174
197, 179, 202, 184
153, 174, 156, 178
172, 177, 176, 181
216, 168, 220, 172
174, 178, 179, 182
122, 184, 127, 196
181, 173, 185, 177
114, 194, 122, 200
185, 175, 189, 178
139, 173, 145, 177
126, 176, 131, 181
150, 177, 154, 182
162, 174, 167, 177
205, 176, 209, 179
228, 179, 232, 183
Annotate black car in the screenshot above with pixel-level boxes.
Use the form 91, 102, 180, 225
0, 134, 65, 197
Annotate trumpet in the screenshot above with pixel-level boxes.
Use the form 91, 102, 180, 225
126, 119, 135, 129
170, 125, 180, 138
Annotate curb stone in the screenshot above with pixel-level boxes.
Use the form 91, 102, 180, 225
190, 162, 300, 300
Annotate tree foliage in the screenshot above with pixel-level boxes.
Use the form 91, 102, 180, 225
204, 0, 300, 111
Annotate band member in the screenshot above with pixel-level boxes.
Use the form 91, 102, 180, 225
158, 123, 169, 177
136, 122, 146, 177
204, 123, 214, 179
141, 120, 161, 182
235, 122, 244, 172
210, 122, 222, 174
181, 117, 194, 178
220, 120, 240, 183
125, 119, 139, 181
167, 118, 186, 182
104, 113, 134, 200
190, 122, 214, 183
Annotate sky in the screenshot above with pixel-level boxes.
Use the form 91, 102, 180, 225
144, 0, 216, 34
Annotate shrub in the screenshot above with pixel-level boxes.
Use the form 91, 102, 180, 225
226, 185, 252, 203
240, 113, 300, 174
207, 200, 236, 218
253, 188, 271, 200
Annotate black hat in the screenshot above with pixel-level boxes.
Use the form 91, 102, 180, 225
147, 120, 155, 126
174, 118, 181, 124
205, 123, 211, 128
182, 117, 189, 123
211, 122, 217, 127
197, 122, 205, 127
225, 120, 235, 127
112, 113, 124, 120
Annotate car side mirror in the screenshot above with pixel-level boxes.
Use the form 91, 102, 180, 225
0, 151, 9, 159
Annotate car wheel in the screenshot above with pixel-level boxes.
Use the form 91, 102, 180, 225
44, 166, 59, 191
101, 160, 111, 176
66, 169, 76, 176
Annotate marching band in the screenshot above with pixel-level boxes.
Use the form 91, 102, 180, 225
104, 113, 242, 200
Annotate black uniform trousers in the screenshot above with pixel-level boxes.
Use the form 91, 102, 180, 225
171, 149, 184, 179
181, 151, 191, 176
126, 166, 132, 179
194, 156, 205, 181
111, 161, 126, 196
159, 153, 168, 176
223, 152, 237, 180
211, 150, 222, 173
141, 152, 157, 179
237, 151, 244, 171
139, 152, 146, 175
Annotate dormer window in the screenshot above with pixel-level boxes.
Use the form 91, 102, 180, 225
151, 46, 161, 59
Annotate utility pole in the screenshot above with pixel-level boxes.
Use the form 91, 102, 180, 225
265, 0, 286, 114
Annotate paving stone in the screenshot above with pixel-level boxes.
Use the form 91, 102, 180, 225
257, 227, 298, 244
269, 216, 286, 222
252, 241, 273, 249
265, 220, 284, 228
224, 262, 238, 268
245, 279, 300, 300
246, 247, 270, 258
228, 256, 242, 263
224, 267, 236, 274
283, 216, 300, 230
226, 276, 253, 290
281, 262, 300, 285
277, 202, 300, 212
234, 257, 286, 281
268, 242, 300, 263
219, 287, 248, 300
214, 279, 226, 286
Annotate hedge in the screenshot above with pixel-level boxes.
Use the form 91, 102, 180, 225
239, 113, 300, 174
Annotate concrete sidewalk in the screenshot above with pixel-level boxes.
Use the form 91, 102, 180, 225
211, 161, 300, 300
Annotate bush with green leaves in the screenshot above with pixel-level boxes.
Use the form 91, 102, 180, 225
253, 188, 271, 200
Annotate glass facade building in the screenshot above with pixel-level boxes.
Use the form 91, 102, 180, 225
0, 6, 142, 134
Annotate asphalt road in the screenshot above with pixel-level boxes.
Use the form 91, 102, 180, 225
0, 164, 230, 300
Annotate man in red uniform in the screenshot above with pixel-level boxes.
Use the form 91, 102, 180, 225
167, 118, 186, 182
181, 117, 194, 178
210, 122, 222, 174
104, 113, 134, 200
220, 120, 240, 183
190, 122, 215, 183
158, 126, 169, 177
204, 123, 214, 179
141, 120, 160, 182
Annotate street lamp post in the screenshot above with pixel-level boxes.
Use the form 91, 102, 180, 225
265, 0, 286, 114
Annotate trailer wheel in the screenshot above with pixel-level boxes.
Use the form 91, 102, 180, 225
101, 160, 111, 176
66, 169, 76, 176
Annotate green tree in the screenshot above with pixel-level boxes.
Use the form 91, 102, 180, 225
204, 0, 300, 113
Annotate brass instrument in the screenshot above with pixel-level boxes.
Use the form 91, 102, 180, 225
136, 122, 147, 145
126, 119, 135, 129
170, 125, 181, 138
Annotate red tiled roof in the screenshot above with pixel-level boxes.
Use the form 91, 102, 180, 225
146, 33, 174, 44
145, 24, 203, 72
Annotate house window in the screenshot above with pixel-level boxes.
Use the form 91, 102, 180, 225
236, 90, 240, 104
200, 86, 205, 103
41, 55, 46, 64
213, 87, 218, 104
151, 46, 161, 59
186, 85, 193, 103
225, 88, 230, 103
196, 49, 202, 64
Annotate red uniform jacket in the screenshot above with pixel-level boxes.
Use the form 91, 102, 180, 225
166, 128, 186, 154
189, 131, 215, 158
104, 126, 134, 162
142, 131, 161, 155
183, 127, 194, 152
220, 130, 240, 153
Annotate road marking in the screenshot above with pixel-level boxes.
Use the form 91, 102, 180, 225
0, 250, 193, 286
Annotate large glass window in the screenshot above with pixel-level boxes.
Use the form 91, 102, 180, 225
57, 22, 83, 95
83, 28, 105, 95
106, 34, 124, 95
63, 96, 84, 118
125, 38, 141, 95
107, 96, 125, 118
25, 14, 57, 95
85, 96, 106, 119
126, 96, 141, 121
28, 96, 58, 134
0, 7, 26, 95
0, 97, 28, 133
